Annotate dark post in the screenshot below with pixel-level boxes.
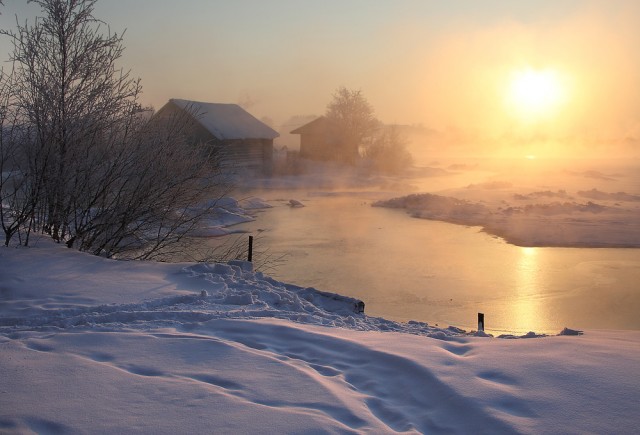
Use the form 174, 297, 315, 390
248, 235, 254, 262
478, 312, 485, 332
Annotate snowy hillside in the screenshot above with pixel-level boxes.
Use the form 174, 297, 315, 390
1, 239, 639, 434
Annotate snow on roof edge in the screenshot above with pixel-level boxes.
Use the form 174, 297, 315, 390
170, 98, 279, 140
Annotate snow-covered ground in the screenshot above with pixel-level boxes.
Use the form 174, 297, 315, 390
1, 238, 639, 434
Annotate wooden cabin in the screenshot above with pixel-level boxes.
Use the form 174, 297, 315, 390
290, 116, 342, 162
153, 99, 279, 176
290, 116, 365, 164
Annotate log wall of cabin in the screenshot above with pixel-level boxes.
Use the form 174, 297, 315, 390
217, 138, 273, 175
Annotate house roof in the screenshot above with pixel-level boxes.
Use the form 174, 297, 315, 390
290, 116, 328, 135
170, 99, 279, 140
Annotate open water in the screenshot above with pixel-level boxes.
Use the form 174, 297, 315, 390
209, 190, 640, 335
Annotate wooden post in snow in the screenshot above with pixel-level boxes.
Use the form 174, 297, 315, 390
478, 312, 485, 332
248, 235, 254, 262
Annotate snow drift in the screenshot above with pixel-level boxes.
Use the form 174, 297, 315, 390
1, 240, 639, 433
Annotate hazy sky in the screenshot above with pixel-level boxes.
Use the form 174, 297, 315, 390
1, 0, 639, 156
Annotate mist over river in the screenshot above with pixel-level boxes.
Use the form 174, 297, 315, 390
200, 190, 638, 336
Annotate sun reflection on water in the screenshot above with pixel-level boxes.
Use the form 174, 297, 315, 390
512, 247, 543, 331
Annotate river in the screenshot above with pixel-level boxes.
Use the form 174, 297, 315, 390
203, 188, 640, 336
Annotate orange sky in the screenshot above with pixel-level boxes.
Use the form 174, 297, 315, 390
0, 1, 638, 157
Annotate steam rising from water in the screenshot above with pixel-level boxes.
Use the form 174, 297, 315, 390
200, 157, 640, 334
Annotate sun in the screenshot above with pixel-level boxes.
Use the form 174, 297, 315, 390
506, 68, 567, 121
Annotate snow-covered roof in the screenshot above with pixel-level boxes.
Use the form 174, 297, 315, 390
170, 98, 279, 140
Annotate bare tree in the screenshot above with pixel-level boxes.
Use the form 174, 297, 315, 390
0, 0, 231, 258
3, 0, 142, 241
325, 87, 379, 164
0, 66, 27, 246
84, 105, 231, 259
363, 125, 413, 174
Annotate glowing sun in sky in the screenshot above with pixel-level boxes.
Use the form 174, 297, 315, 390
506, 68, 568, 121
